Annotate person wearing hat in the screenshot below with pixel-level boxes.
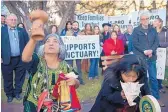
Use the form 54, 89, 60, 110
99, 23, 112, 69
101, 23, 111, 44
22, 33, 80, 112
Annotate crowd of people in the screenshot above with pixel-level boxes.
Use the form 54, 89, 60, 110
1, 11, 168, 112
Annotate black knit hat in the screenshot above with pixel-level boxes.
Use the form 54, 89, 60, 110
102, 23, 111, 27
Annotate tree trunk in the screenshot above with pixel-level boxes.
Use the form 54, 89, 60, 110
4, 1, 22, 23
133, 0, 137, 11
58, 1, 76, 34
4, 1, 31, 31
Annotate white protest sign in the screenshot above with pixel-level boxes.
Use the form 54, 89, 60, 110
121, 81, 143, 106
128, 11, 139, 28
61, 35, 100, 60
75, 13, 108, 30
148, 9, 166, 26
108, 15, 129, 32
129, 9, 166, 28
156, 48, 167, 80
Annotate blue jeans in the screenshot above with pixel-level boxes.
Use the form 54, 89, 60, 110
158, 79, 163, 90
66, 59, 84, 84
89, 58, 99, 78
147, 60, 160, 99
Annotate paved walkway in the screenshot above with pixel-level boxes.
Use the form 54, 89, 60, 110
2, 89, 168, 112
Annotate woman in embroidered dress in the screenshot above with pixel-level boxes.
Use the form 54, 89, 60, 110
22, 33, 80, 112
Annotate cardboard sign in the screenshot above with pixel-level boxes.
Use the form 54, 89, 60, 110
108, 15, 129, 32
75, 13, 108, 30
156, 48, 167, 80
61, 35, 100, 60
129, 9, 166, 28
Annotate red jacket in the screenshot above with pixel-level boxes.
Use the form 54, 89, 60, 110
103, 38, 124, 56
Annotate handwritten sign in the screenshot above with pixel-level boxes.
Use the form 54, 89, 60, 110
156, 48, 167, 80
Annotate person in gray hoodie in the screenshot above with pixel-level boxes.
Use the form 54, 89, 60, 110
153, 18, 168, 93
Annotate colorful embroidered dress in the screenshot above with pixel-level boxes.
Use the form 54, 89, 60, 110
23, 54, 79, 112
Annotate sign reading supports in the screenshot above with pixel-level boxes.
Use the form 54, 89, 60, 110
75, 13, 108, 30
156, 48, 167, 80
61, 35, 100, 60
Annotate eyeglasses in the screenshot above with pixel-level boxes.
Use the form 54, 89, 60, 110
8, 19, 17, 21
140, 18, 149, 21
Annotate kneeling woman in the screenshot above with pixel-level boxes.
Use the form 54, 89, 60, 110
90, 54, 150, 112
22, 34, 80, 112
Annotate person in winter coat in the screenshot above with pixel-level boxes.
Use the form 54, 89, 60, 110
113, 24, 127, 54
124, 25, 134, 54
101, 23, 111, 43
99, 23, 112, 69
90, 54, 150, 112
60, 21, 73, 36
153, 18, 168, 94
132, 12, 164, 107
103, 31, 124, 56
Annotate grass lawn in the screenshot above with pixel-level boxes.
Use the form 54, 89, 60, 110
1, 70, 103, 103
1, 67, 168, 103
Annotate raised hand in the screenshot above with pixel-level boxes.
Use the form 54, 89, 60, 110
30, 10, 48, 41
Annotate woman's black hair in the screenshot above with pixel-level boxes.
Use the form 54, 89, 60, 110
17, 23, 25, 29
104, 54, 146, 83
49, 25, 58, 34
65, 21, 72, 31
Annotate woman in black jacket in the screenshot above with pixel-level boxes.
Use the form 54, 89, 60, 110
90, 54, 150, 112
